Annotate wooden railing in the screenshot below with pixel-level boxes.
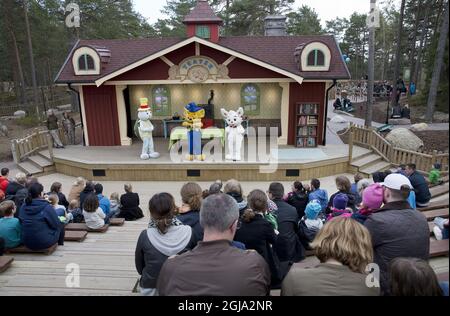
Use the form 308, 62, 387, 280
10, 127, 69, 164
348, 123, 449, 173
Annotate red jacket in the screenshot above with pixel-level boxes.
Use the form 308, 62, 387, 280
0, 176, 9, 193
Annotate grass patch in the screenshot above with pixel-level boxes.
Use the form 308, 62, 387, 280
15, 115, 41, 128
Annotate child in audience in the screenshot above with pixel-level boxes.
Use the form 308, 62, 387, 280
83, 194, 107, 229
433, 217, 449, 240
297, 200, 323, 250
110, 192, 120, 217
326, 193, 352, 220
390, 258, 445, 296
352, 183, 383, 224
48, 194, 72, 224
285, 181, 309, 219
428, 163, 442, 186
68, 199, 84, 223
0, 200, 22, 249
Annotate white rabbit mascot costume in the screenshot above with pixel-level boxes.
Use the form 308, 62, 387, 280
134, 98, 160, 159
221, 107, 245, 161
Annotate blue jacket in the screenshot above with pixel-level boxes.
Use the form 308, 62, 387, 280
97, 194, 111, 215
19, 199, 62, 250
308, 189, 328, 212
408, 171, 431, 204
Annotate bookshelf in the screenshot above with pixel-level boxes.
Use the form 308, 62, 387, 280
296, 103, 319, 148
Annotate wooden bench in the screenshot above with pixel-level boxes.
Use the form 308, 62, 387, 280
419, 200, 450, 212
429, 239, 449, 258
64, 230, 88, 242
430, 184, 449, 199
110, 218, 125, 226
436, 271, 449, 282
423, 209, 449, 221
6, 243, 58, 255
65, 223, 109, 233
0, 256, 14, 273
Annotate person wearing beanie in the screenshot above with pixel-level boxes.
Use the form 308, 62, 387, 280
352, 184, 384, 224
327, 193, 352, 221
297, 201, 324, 250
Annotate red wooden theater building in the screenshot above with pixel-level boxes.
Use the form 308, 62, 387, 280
55, 0, 350, 149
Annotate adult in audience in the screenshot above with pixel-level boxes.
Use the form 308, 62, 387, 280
308, 179, 328, 212
234, 189, 288, 288
285, 181, 309, 219
94, 183, 112, 217
281, 216, 378, 296
5, 172, 28, 212
157, 193, 270, 296
351, 173, 364, 204
364, 173, 429, 295
177, 182, 203, 244
79, 181, 94, 210
47, 182, 69, 209
135, 193, 195, 296
389, 258, 444, 296
119, 183, 144, 221
268, 182, 304, 262
223, 179, 247, 215
19, 182, 64, 250
327, 176, 357, 213
405, 163, 431, 207
68, 177, 85, 202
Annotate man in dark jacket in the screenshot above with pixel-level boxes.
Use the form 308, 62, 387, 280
364, 173, 429, 295
46, 109, 64, 149
405, 163, 431, 207
269, 182, 304, 263
157, 193, 270, 296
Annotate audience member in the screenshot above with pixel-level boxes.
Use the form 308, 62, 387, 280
327, 176, 357, 213
0, 200, 22, 249
177, 182, 203, 244
405, 164, 431, 207
118, 184, 144, 221
352, 183, 383, 224
224, 179, 247, 215
94, 183, 112, 217
297, 201, 323, 250
68, 177, 85, 202
82, 194, 108, 229
308, 178, 328, 212
285, 181, 309, 219
47, 182, 69, 209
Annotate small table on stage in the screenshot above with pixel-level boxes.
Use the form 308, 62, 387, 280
169, 127, 225, 149
162, 119, 183, 139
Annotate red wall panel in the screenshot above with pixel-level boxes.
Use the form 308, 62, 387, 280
288, 82, 326, 146
112, 58, 169, 81
83, 85, 121, 146
228, 58, 288, 78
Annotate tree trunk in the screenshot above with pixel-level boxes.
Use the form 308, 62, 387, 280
409, 0, 423, 89
366, 0, 377, 127
425, 1, 449, 122
23, 0, 40, 119
9, 29, 27, 104
412, 4, 431, 87
392, 0, 406, 106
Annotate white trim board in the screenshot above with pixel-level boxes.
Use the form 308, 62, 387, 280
95, 37, 304, 87
104, 78, 296, 85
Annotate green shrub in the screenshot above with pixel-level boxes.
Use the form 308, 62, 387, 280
15, 115, 41, 128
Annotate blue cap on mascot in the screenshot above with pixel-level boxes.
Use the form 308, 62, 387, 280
185, 102, 203, 113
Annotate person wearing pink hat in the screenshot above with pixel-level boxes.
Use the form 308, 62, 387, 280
352, 183, 384, 224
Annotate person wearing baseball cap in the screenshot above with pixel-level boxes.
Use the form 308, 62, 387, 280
364, 173, 430, 295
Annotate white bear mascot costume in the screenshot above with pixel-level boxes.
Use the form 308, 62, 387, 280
221, 107, 245, 161
135, 98, 160, 159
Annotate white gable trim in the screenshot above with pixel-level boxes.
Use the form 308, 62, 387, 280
94, 37, 303, 86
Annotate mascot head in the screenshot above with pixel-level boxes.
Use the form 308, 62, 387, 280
137, 98, 152, 121
221, 107, 244, 128
183, 102, 205, 122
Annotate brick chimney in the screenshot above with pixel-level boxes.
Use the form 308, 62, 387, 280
264, 15, 287, 36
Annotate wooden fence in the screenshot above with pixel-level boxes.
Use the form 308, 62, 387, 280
349, 123, 449, 173
10, 127, 70, 164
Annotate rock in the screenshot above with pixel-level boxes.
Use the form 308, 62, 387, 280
330, 115, 348, 123
385, 128, 424, 151
13, 110, 26, 118
0, 124, 8, 137
410, 123, 429, 132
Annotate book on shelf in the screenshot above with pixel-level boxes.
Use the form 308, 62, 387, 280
297, 137, 307, 147
297, 126, 308, 137
307, 116, 318, 125
307, 137, 316, 147
297, 115, 307, 125
308, 126, 317, 136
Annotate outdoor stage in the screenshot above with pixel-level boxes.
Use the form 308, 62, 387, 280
44, 138, 371, 181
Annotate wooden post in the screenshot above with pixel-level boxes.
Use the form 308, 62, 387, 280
348, 123, 354, 164
431, 150, 438, 167
47, 132, 54, 161
10, 140, 19, 164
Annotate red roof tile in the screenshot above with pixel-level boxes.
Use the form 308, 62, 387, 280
55, 35, 350, 84
183, 0, 222, 24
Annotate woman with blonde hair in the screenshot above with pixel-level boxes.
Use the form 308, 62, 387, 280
177, 182, 203, 244
118, 183, 144, 221
68, 177, 85, 202
223, 179, 247, 215
281, 217, 379, 296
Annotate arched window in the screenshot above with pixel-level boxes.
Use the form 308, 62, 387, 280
152, 86, 170, 116
307, 50, 325, 66
241, 84, 260, 115
78, 54, 95, 70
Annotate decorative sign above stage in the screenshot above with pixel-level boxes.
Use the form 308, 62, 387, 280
168, 56, 230, 82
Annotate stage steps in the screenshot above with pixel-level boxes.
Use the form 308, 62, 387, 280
16, 151, 55, 177
350, 149, 391, 177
